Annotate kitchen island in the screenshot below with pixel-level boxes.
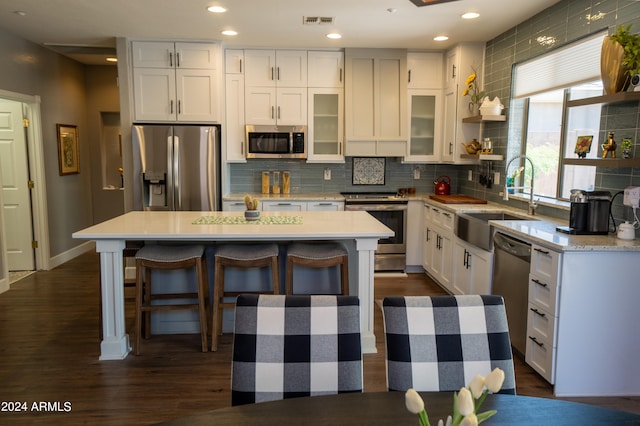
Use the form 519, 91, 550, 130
73, 210, 393, 360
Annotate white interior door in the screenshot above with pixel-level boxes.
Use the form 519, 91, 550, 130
0, 99, 34, 271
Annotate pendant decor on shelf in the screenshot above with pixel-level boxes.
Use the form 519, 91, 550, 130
601, 36, 628, 94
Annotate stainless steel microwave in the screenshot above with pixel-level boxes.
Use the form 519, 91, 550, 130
245, 125, 307, 159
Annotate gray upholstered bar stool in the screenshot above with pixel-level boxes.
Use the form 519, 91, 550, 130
212, 243, 280, 351
134, 244, 209, 355
285, 242, 349, 295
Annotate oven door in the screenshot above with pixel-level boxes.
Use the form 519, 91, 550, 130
344, 203, 407, 254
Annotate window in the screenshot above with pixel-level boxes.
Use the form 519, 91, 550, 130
509, 31, 606, 201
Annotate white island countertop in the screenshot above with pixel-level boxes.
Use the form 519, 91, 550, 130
73, 210, 393, 241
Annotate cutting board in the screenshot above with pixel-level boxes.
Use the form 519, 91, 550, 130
429, 194, 488, 204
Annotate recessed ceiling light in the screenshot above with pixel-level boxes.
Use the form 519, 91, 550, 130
106, 57, 118, 63
434, 35, 449, 41
387, 8, 397, 13
461, 12, 480, 19
207, 6, 227, 13
326, 33, 342, 39
13, 11, 27, 16
222, 30, 237, 36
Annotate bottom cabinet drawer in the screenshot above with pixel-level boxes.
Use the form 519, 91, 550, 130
525, 330, 556, 384
527, 303, 557, 347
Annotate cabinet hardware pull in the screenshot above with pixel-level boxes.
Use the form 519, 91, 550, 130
452, 64, 456, 79
449, 142, 453, 154
240, 59, 242, 73
240, 141, 244, 155
408, 69, 411, 83
178, 100, 181, 114
528, 336, 544, 347
277, 106, 281, 120
466, 251, 471, 269
433, 208, 439, 213
443, 212, 451, 218
271, 67, 274, 81
340, 68, 343, 82
170, 100, 174, 114
530, 307, 546, 317
271, 106, 275, 119
169, 52, 173, 67
426, 229, 430, 242
176, 52, 180, 67
339, 141, 342, 155
277, 203, 292, 205
534, 247, 550, 255
532, 278, 548, 288
317, 203, 332, 205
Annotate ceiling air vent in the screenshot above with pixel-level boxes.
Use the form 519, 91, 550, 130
303, 16, 335, 25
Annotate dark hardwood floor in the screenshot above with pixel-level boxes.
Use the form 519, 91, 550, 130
0, 251, 638, 425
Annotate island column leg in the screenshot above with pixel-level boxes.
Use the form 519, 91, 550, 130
95, 239, 131, 360
355, 237, 379, 354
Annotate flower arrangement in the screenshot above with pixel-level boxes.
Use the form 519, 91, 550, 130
405, 368, 505, 426
461, 69, 485, 113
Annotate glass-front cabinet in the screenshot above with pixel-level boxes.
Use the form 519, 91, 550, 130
404, 89, 441, 162
307, 88, 344, 162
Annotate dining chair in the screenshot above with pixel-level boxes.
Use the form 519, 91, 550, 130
382, 295, 516, 394
231, 294, 363, 406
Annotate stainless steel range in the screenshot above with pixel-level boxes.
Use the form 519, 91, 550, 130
342, 192, 407, 272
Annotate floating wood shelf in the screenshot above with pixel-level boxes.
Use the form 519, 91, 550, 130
562, 158, 640, 168
566, 91, 640, 108
460, 154, 504, 161
462, 114, 507, 123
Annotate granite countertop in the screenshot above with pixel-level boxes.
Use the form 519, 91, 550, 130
423, 196, 640, 252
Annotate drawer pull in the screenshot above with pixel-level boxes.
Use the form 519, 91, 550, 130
532, 278, 548, 288
529, 336, 544, 347
534, 247, 550, 255
443, 212, 451, 218
530, 307, 546, 318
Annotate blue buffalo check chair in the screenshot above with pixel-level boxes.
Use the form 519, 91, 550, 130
382, 295, 516, 394
231, 294, 363, 406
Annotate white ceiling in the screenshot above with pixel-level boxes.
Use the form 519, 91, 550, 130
0, 0, 561, 65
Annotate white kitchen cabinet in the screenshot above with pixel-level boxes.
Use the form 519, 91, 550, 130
261, 201, 307, 212
440, 43, 484, 164
244, 86, 307, 126
307, 88, 344, 162
222, 200, 248, 211
307, 201, 344, 211
407, 52, 443, 90
345, 49, 407, 157
225, 49, 244, 74
422, 203, 454, 292
308, 51, 344, 88
132, 41, 221, 123
132, 42, 218, 69
244, 50, 307, 87
452, 237, 492, 295
525, 243, 561, 384
224, 73, 246, 162
404, 89, 442, 163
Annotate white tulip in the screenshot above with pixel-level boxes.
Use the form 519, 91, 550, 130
405, 388, 425, 414
468, 374, 485, 399
457, 387, 474, 416
460, 413, 479, 426
437, 415, 452, 426
485, 368, 505, 393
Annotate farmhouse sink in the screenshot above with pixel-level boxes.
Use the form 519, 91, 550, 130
455, 211, 535, 251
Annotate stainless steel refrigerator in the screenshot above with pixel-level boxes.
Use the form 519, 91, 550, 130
132, 125, 221, 211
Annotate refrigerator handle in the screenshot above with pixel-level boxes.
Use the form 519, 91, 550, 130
173, 135, 181, 210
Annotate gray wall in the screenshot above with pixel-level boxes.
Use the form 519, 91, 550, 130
459, 0, 640, 225
0, 27, 93, 258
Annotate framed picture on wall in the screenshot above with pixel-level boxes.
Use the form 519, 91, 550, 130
56, 124, 79, 175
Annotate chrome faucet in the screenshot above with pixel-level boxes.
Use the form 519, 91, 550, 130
504, 155, 537, 215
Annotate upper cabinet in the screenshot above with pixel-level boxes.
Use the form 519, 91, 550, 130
405, 52, 443, 163
244, 50, 307, 87
244, 50, 307, 125
132, 41, 221, 123
441, 43, 485, 164
307, 51, 345, 163
345, 48, 408, 157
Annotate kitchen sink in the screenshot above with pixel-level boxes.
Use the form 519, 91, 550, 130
455, 211, 536, 251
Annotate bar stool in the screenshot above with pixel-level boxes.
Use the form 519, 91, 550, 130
134, 244, 209, 355
212, 243, 279, 351
285, 242, 349, 295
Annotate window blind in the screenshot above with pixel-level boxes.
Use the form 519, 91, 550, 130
513, 31, 607, 98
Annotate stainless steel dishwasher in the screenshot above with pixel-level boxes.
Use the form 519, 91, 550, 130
492, 232, 531, 357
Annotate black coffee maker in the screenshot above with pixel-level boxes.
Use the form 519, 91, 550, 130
557, 190, 611, 235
